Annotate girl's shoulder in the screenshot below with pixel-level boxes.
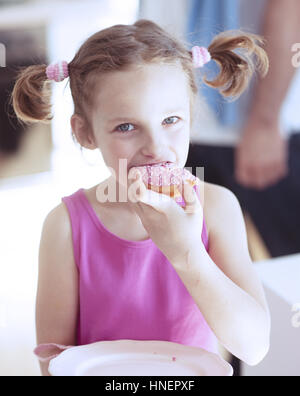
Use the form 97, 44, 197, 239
46, 201, 72, 237
202, 181, 240, 238
41, 202, 75, 265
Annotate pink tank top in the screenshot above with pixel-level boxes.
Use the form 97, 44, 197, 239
61, 188, 218, 354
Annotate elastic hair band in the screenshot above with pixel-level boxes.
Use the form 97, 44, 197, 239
192, 46, 211, 68
46, 60, 69, 82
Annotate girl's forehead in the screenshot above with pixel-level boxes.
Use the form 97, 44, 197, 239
93, 63, 190, 109
112, 62, 186, 85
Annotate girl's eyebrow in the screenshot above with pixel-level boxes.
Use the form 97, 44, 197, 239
106, 109, 185, 124
107, 116, 140, 124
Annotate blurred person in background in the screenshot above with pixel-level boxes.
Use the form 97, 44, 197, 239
185, 0, 300, 259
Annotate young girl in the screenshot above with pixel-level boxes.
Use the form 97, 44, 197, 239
12, 19, 271, 376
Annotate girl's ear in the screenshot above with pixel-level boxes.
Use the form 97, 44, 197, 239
70, 114, 97, 150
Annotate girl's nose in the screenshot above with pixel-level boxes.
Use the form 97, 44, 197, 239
141, 128, 168, 159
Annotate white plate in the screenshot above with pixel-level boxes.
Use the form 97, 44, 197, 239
49, 340, 233, 376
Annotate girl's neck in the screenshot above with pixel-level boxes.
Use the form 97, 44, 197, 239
94, 177, 136, 215
85, 183, 149, 242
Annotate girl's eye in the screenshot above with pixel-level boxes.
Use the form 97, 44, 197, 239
163, 116, 180, 125
115, 117, 180, 134
116, 123, 135, 133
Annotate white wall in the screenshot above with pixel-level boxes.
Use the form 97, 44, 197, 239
139, 0, 188, 38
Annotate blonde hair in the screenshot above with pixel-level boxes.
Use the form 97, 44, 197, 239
10, 19, 269, 137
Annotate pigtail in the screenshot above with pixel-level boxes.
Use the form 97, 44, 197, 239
204, 30, 269, 100
10, 64, 53, 125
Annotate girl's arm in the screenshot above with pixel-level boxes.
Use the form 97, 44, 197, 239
36, 203, 79, 376
172, 183, 271, 366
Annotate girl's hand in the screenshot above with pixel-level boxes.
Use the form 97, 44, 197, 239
128, 169, 204, 266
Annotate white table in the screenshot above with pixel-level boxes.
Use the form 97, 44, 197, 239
242, 254, 300, 376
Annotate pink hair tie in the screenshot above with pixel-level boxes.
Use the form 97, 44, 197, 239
192, 46, 211, 68
46, 60, 69, 82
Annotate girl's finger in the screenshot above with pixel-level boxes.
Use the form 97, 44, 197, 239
138, 188, 173, 211
131, 201, 145, 220
128, 168, 182, 214
182, 182, 202, 214
128, 171, 159, 218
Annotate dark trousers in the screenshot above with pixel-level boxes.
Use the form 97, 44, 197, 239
186, 133, 300, 258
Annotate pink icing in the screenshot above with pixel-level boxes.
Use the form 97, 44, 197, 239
135, 165, 198, 187
132, 164, 201, 208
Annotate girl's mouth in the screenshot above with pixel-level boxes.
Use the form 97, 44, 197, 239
129, 162, 177, 172
144, 162, 174, 168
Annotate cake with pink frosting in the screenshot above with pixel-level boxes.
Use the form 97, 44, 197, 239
132, 163, 201, 207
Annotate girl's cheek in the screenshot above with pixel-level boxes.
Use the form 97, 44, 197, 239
110, 138, 133, 157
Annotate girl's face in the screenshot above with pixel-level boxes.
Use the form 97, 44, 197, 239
90, 63, 191, 188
